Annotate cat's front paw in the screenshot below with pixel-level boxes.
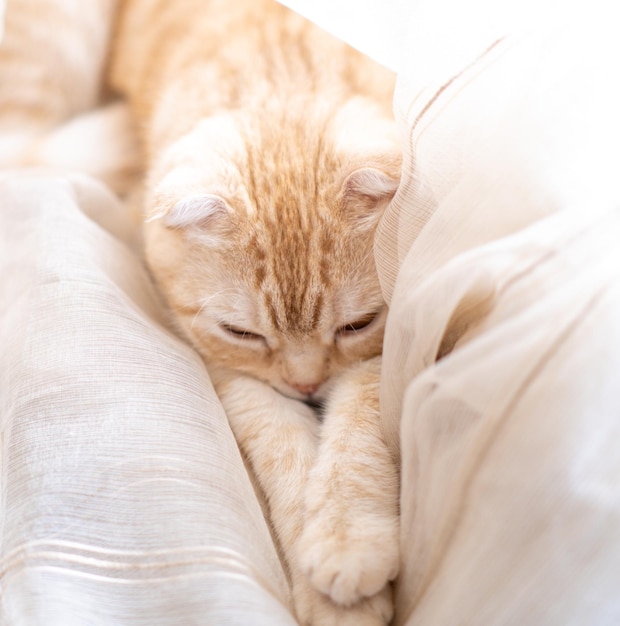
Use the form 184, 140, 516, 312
297, 511, 399, 606
293, 574, 393, 626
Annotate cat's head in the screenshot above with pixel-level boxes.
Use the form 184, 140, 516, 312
144, 98, 400, 401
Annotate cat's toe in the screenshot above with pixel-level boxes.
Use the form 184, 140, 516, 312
298, 515, 399, 606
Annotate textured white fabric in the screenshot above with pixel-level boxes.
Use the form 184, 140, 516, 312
373, 1, 620, 625
385, 209, 620, 626
0, 173, 295, 626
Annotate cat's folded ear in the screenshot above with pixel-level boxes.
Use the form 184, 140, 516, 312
342, 166, 400, 202
339, 164, 400, 230
146, 189, 234, 245
145, 114, 244, 239
149, 193, 231, 229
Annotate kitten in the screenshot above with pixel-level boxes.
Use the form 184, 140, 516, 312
108, 0, 401, 624
111, 0, 400, 625
1, 0, 402, 623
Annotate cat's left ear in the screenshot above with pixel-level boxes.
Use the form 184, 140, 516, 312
340, 166, 400, 229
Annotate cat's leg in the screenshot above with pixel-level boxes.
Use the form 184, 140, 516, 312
298, 356, 400, 608
210, 366, 393, 626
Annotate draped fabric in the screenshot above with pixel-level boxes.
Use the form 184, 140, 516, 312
0, 173, 295, 625
376, 1, 620, 624
2, 0, 620, 624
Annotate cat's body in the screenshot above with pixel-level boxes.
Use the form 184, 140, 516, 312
1, 1, 401, 623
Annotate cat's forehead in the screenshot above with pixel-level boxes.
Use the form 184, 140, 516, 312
236, 216, 372, 335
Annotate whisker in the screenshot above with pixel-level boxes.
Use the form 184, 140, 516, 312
349, 247, 375, 278
188, 288, 240, 330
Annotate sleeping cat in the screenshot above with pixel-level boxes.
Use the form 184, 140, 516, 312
0, 0, 401, 623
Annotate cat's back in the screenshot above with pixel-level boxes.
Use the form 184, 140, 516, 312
110, 0, 394, 133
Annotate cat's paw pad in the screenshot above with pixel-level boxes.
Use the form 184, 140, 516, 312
294, 576, 393, 626
297, 515, 399, 606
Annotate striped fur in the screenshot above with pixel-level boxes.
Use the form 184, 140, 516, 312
1, 2, 402, 623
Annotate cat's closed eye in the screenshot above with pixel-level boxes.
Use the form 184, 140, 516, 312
220, 323, 265, 342
336, 310, 381, 336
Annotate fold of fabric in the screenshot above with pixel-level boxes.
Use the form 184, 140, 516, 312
0, 172, 295, 626
390, 206, 620, 626
372, 1, 620, 624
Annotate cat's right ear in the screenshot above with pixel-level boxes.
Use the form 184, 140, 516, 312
146, 192, 234, 246
148, 194, 231, 229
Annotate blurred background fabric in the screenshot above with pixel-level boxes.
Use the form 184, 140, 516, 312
2, 0, 620, 624
0, 2, 5, 43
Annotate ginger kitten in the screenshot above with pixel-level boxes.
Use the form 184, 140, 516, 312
0, 0, 402, 622
106, 1, 402, 623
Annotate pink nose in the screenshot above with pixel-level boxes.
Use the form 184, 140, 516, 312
289, 381, 321, 396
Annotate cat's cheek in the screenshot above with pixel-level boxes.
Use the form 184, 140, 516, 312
184, 332, 284, 388
335, 331, 385, 365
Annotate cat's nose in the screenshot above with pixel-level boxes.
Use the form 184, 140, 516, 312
289, 381, 321, 397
